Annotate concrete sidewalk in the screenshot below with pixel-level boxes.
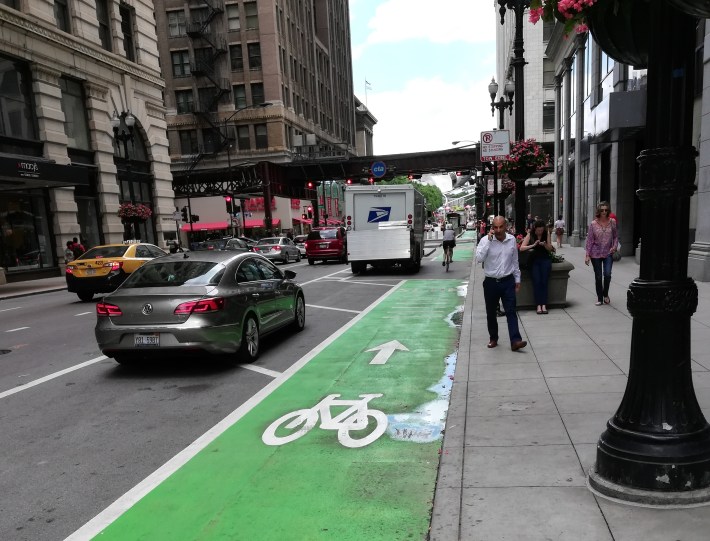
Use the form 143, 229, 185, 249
0, 275, 67, 300
431, 244, 710, 541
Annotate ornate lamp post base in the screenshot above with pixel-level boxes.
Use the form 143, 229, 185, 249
589, 471, 710, 507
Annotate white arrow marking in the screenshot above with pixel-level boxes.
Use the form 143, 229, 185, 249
366, 340, 409, 365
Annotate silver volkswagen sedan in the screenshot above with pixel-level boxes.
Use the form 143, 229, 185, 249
95, 251, 305, 365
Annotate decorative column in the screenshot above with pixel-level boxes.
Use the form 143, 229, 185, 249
570, 37, 586, 247
588, 3, 710, 504
553, 74, 562, 219
562, 58, 572, 236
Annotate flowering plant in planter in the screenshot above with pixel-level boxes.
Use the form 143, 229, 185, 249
118, 202, 152, 221
529, 0, 598, 35
498, 138, 549, 178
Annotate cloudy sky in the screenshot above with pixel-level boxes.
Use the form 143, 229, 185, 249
349, 0, 498, 156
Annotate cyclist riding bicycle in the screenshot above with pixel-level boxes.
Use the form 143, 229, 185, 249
442, 223, 456, 266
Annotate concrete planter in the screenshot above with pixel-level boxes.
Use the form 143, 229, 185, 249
516, 260, 575, 309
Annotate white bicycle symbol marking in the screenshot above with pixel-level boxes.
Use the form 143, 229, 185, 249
262, 394, 388, 448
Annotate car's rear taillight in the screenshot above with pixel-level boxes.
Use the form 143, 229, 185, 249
104, 261, 123, 271
174, 297, 225, 315
96, 302, 122, 316
65, 266, 74, 275
273, 246, 281, 251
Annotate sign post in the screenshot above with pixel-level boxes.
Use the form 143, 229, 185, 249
480, 130, 510, 162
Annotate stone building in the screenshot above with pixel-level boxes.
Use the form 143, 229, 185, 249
0, 0, 174, 282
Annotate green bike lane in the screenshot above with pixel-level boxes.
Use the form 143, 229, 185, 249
70, 279, 466, 541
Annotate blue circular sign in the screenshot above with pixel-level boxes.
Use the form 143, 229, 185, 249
371, 161, 387, 178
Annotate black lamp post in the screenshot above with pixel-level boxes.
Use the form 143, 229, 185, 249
587, 5, 710, 504
111, 111, 139, 240
488, 77, 515, 131
498, 0, 530, 235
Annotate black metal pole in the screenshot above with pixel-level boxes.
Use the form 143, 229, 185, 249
499, 0, 529, 235
589, 5, 710, 504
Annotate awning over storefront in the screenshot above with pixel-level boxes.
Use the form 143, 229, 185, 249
244, 218, 280, 228
0, 156, 90, 191
526, 173, 555, 187
181, 221, 228, 231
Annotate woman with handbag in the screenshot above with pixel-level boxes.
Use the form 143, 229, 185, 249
584, 201, 618, 306
520, 220, 553, 314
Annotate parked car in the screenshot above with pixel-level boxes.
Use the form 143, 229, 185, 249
94, 251, 305, 365
293, 234, 307, 256
224, 238, 251, 252
237, 236, 258, 249
305, 227, 347, 265
65, 242, 167, 302
251, 237, 301, 264
194, 238, 229, 251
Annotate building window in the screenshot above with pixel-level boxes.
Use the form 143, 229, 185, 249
179, 130, 198, 154
202, 128, 219, 153
543, 101, 555, 132
191, 7, 211, 33
255, 123, 268, 149
247, 43, 262, 70
0, 55, 37, 144
236, 125, 250, 149
168, 10, 186, 37
96, 0, 112, 51
251, 83, 264, 106
198, 87, 218, 112
175, 90, 193, 114
230, 44, 244, 71
245, 2, 258, 29
54, 0, 71, 32
227, 4, 240, 31
171, 50, 191, 77
233, 85, 247, 108
60, 77, 91, 150
194, 47, 212, 68
543, 58, 555, 87
119, 4, 135, 62
0, 0, 18, 8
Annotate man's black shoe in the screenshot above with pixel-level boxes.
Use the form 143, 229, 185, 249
496, 309, 506, 317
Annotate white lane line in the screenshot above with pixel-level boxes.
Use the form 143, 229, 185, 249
0, 356, 108, 400
65, 280, 406, 541
74, 312, 93, 317
0, 306, 21, 313
306, 303, 360, 314
240, 364, 281, 378
5, 327, 29, 332
297, 268, 349, 286
344, 280, 401, 287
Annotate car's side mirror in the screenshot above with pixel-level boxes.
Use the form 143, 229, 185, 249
284, 270, 297, 280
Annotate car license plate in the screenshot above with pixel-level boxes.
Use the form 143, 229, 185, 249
85, 269, 96, 276
320, 243, 328, 249
134, 333, 159, 347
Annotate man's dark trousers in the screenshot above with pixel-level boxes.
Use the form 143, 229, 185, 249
482, 275, 522, 344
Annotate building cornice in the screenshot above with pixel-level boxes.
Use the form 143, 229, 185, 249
0, 6, 164, 88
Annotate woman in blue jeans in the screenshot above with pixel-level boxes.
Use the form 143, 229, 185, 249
520, 220, 554, 314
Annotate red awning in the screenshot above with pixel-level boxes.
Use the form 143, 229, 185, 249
180, 221, 228, 232
326, 218, 342, 225
243, 218, 280, 228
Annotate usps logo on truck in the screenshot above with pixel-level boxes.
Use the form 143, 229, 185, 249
368, 207, 391, 223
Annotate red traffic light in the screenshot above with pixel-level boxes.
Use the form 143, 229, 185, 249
307, 206, 313, 212
224, 195, 232, 202
346, 178, 352, 185
307, 181, 314, 189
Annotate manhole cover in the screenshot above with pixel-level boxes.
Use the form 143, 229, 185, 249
0, 349, 11, 355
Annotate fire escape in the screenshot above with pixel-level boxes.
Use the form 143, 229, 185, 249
185, 0, 229, 173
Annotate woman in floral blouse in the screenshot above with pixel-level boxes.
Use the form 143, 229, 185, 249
584, 201, 618, 306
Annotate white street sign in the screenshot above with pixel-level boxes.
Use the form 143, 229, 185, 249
366, 340, 409, 365
480, 130, 510, 162
172, 211, 182, 221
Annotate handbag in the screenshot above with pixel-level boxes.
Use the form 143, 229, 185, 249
612, 242, 622, 262
518, 249, 533, 270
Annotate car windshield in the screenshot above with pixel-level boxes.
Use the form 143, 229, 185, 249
79, 246, 129, 259
122, 261, 225, 287
257, 238, 281, 245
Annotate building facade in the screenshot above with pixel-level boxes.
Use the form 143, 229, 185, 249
154, 0, 363, 240
497, 6, 709, 281
0, 0, 174, 283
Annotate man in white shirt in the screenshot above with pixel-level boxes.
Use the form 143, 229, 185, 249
475, 216, 527, 351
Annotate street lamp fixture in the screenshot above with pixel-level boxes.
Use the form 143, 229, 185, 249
488, 77, 515, 130
111, 111, 135, 160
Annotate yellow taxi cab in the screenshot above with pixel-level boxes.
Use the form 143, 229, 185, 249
65, 242, 167, 302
